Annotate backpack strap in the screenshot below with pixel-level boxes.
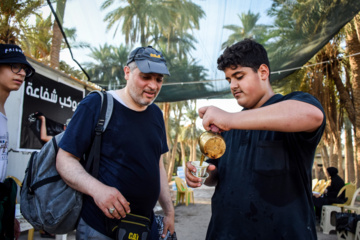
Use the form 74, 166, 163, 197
26, 91, 113, 193
89, 90, 114, 130
85, 91, 114, 178
27, 133, 64, 194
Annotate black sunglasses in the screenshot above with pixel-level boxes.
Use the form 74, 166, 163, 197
8, 63, 33, 77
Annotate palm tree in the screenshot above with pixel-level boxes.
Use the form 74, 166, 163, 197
84, 44, 130, 90
101, 0, 204, 50
221, 10, 271, 49
343, 14, 360, 186
0, 0, 44, 44
156, 54, 209, 102
50, 0, 67, 68
154, 31, 197, 60
21, 13, 52, 60
155, 0, 204, 54
59, 60, 86, 79
101, 0, 172, 46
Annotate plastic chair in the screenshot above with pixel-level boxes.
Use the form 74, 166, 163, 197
338, 230, 356, 240
312, 178, 319, 191
320, 204, 341, 234
343, 188, 360, 214
320, 183, 356, 234
7, 176, 34, 240
313, 179, 325, 193
319, 179, 332, 195
333, 183, 357, 210
174, 177, 194, 206
354, 220, 360, 240
177, 170, 185, 179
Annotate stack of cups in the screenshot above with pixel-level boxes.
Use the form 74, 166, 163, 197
190, 161, 209, 184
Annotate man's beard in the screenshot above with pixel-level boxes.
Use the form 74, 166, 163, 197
129, 88, 159, 107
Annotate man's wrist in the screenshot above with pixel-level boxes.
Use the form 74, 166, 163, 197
163, 209, 175, 217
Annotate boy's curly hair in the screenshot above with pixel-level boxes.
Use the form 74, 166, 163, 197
217, 38, 270, 74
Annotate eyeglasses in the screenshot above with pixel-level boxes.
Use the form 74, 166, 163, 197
8, 63, 33, 77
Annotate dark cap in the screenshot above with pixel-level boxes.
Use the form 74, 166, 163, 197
0, 44, 35, 78
127, 46, 170, 76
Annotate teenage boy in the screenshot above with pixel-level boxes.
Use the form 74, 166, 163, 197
0, 43, 35, 239
0, 44, 35, 182
186, 39, 325, 239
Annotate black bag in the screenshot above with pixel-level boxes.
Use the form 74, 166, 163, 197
335, 212, 360, 234
155, 215, 177, 240
110, 213, 151, 240
0, 178, 17, 240
20, 90, 113, 234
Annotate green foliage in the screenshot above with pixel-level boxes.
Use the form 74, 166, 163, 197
83, 43, 130, 90
101, 0, 205, 54
59, 60, 86, 80
221, 10, 272, 49
0, 0, 44, 44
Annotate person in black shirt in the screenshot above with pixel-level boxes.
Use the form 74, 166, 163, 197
313, 167, 345, 219
186, 39, 326, 240
56, 46, 175, 239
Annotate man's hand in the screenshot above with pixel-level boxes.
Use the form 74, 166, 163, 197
37, 115, 45, 121
185, 161, 217, 187
313, 192, 321, 198
198, 106, 231, 132
92, 185, 131, 219
161, 212, 175, 238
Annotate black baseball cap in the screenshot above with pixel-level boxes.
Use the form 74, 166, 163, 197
127, 46, 170, 76
0, 44, 35, 78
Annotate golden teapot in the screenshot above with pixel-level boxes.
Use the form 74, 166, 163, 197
198, 131, 226, 162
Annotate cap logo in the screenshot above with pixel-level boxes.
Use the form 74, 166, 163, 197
4, 47, 24, 54
150, 53, 161, 58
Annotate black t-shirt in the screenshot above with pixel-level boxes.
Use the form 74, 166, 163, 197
206, 92, 325, 240
59, 92, 168, 236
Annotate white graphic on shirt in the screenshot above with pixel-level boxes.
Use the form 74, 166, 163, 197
0, 113, 8, 182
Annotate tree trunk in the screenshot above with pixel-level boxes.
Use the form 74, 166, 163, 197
167, 137, 178, 182
188, 142, 193, 162
335, 137, 344, 179
180, 141, 186, 171
345, 117, 355, 183
354, 127, 360, 186
346, 17, 360, 188
50, 0, 67, 68
354, 14, 360, 42
192, 139, 197, 162
329, 141, 337, 167
163, 103, 171, 166
320, 145, 330, 179
321, 145, 330, 168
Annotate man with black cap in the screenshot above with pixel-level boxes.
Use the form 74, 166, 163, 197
0, 44, 35, 182
56, 46, 175, 239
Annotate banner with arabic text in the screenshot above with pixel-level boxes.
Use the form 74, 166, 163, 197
20, 73, 84, 150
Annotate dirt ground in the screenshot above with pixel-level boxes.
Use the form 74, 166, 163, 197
157, 184, 338, 240
159, 185, 214, 240
18, 184, 338, 240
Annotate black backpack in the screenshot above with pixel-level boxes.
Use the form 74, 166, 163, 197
20, 90, 113, 234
